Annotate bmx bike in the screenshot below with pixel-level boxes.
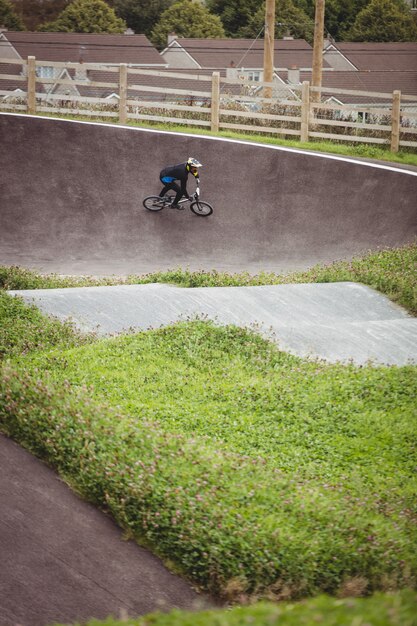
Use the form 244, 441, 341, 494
143, 188, 213, 217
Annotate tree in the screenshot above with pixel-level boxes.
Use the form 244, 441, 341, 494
206, 0, 260, 37
324, 0, 370, 40
0, 0, 24, 29
108, 0, 175, 37
150, 0, 225, 49
39, 0, 127, 33
239, 0, 314, 43
291, 0, 374, 40
347, 0, 417, 41
293, 0, 315, 18
9, 0, 70, 31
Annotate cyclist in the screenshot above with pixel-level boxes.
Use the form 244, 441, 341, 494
159, 157, 202, 209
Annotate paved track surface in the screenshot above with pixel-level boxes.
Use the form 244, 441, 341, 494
0, 435, 212, 626
1, 113, 417, 275
9, 282, 417, 366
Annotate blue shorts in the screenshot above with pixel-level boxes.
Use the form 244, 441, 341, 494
161, 176, 175, 183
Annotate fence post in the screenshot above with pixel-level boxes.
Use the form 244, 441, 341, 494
119, 63, 128, 124
27, 56, 36, 114
300, 81, 310, 143
211, 71, 220, 133
390, 90, 401, 153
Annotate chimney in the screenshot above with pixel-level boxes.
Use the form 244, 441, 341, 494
75, 46, 87, 80
287, 65, 300, 84
226, 60, 238, 79
124, 28, 135, 35
167, 32, 177, 45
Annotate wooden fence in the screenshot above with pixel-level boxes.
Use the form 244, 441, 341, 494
1, 56, 417, 152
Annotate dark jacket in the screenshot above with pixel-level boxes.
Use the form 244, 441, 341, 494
160, 163, 199, 196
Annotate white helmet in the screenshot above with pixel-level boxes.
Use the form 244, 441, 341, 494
187, 157, 202, 170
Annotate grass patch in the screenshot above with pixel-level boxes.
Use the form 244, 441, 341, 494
54, 589, 417, 626
2, 243, 416, 314
2, 320, 416, 600
0, 291, 93, 359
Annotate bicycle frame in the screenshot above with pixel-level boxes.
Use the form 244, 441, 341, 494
167, 187, 200, 206
143, 186, 212, 216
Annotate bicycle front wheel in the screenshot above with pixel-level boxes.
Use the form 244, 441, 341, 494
143, 196, 165, 212
190, 200, 213, 217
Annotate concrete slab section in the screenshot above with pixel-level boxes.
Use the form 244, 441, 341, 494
9, 282, 417, 366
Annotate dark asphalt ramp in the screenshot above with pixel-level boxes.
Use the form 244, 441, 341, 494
1, 113, 416, 276
0, 435, 210, 626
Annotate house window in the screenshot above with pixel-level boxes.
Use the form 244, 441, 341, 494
37, 66, 56, 79
357, 111, 369, 123
246, 71, 261, 82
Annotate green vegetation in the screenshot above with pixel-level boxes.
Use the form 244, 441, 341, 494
205, 0, 417, 42
133, 124, 417, 167
55, 590, 417, 625
347, 0, 417, 42
0, 290, 94, 359
320, 0, 370, 41
38, 0, 126, 33
150, 0, 225, 49
11, 0, 417, 42
109, 0, 173, 39
1, 246, 417, 619
238, 0, 315, 43
2, 243, 416, 313
0, 0, 24, 30
3, 317, 416, 600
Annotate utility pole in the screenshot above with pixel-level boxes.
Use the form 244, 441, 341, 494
263, 0, 275, 99
311, 0, 325, 103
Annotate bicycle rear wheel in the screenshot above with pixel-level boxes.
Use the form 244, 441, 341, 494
190, 200, 213, 217
143, 196, 165, 212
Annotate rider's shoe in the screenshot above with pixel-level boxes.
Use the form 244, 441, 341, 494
171, 204, 184, 210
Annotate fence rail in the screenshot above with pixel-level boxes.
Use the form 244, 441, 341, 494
1, 56, 416, 152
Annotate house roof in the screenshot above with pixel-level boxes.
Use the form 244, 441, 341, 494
162, 37, 323, 70
0, 31, 165, 66
83, 67, 229, 100
0, 61, 23, 92
327, 42, 417, 72
0, 63, 226, 100
290, 69, 417, 103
